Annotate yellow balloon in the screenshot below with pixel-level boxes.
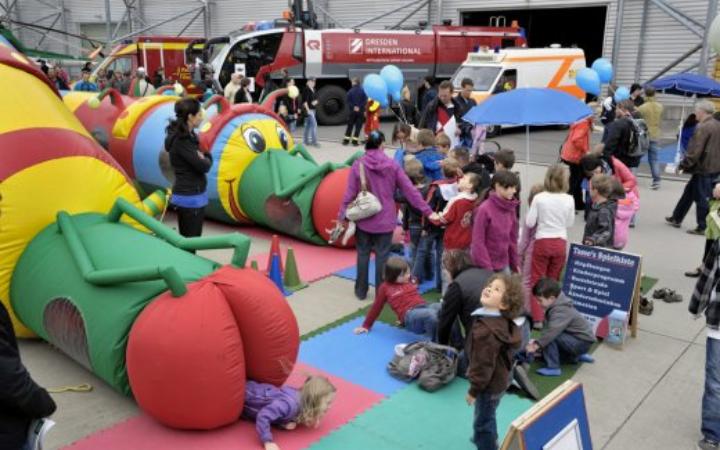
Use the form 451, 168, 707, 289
288, 85, 299, 99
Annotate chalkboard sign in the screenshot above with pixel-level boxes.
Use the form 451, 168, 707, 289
562, 244, 641, 338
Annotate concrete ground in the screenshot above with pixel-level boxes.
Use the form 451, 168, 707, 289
19, 126, 709, 450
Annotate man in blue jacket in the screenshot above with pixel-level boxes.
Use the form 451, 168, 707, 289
73, 68, 98, 92
343, 77, 367, 146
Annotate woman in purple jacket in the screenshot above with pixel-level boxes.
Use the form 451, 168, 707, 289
338, 131, 437, 300
242, 375, 336, 450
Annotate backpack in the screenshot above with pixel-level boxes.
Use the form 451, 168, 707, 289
627, 118, 650, 158
387, 341, 459, 392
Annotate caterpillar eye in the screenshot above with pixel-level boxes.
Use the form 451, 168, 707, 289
242, 127, 266, 153
277, 125, 289, 150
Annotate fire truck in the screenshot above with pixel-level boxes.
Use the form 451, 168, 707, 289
190, 3, 526, 125
92, 36, 201, 93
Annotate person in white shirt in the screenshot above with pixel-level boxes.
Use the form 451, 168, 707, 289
525, 164, 575, 328
224, 73, 242, 104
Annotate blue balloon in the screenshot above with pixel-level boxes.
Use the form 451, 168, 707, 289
379, 96, 389, 109
591, 58, 613, 84
392, 90, 402, 102
380, 65, 404, 96
576, 67, 601, 96
614, 86, 630, 102
363, 74, 388, 103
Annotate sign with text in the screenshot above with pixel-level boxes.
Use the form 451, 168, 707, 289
562, 244, 641, 338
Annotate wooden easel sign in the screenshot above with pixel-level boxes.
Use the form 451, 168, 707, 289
501, 380, 592, 450
561, 244, 642, 339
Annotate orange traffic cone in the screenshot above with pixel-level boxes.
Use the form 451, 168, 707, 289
266, 234, 284, 274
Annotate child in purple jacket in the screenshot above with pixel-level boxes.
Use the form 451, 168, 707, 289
470, 170, 521, 273
242, 375, 336, 450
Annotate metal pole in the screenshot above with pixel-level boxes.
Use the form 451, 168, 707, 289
649, 0, 704, 36
112, 6, 203, 43
177, 7, 204, 37
111, 9, 128, 40
699, 0, 719, 76
646, 44, 702, 82
352, 0, 428, 28
36, 13, 61, 47
391, 0, 429, 29
202, 0, 210, 39
437, 0, 442, 25
313, 3, 348, 28
105, 0, 112, 48
427, 0, 432, 26
59, 0, 70, 57
611, 0, 625, 71
635, 0, 649, 81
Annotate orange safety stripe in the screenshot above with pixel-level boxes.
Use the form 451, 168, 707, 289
549, 57, 576, 88
504, 55, 585, 63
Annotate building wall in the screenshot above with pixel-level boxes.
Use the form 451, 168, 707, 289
10, 0, 714, 107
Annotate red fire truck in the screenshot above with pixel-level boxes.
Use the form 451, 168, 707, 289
193, 17, 526, 124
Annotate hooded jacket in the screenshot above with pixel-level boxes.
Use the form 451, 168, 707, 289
537, 293, 596, 348
164, 129, 212, 196
584, 199, 617, 248
466, 309, 521, 396
470, 192, 520, 272
0, 303, 56, 450
338, 149, 433, 233
242, 381, 301, 444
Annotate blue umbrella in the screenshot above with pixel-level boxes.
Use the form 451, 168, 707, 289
648, 73, 720, 97
462, 88, 592, 172
648, 73, 720, 170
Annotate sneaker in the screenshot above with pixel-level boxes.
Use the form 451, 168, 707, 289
665, 217, 681, 228
352, 140, 360, 146
685, 267, 702, 278
577, 353, 595, 363
688, 228, 706, 236
536, 367, 562, 377
639, 297, 654, 315
342, 139, 349, 146
355, 292, 367, 301
698, 438, 719, 450
651, 182, 660, 190
663, 291, 683, 303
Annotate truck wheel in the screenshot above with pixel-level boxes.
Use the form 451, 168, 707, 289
316, 85, 348, 126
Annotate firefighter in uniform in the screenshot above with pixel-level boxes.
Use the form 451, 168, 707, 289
343, 77, 368, 146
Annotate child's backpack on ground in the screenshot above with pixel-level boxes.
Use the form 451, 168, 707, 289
387, 341, 459, 392
627, 118, 650, 158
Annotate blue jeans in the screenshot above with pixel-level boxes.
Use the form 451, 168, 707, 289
671, 173, 719, 230
354, 229, 393, 299
303, 110, 318, 145
407, 224, 422, 268
647, 140, 661, 184
542, 332, 593, 369
412, 231, 443, 290
404, 302, 442, 338
703, 337, 720, 443
473, 391, 503, 450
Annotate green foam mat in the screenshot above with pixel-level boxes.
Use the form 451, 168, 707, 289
307, 378, 533, 450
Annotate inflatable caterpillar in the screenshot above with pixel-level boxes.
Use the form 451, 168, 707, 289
62, 89, 361, 246
0, 43, 299, 429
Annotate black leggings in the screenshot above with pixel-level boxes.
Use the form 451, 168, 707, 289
175, 206, 205, 238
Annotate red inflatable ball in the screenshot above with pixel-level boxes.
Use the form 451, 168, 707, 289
126, 266, 299, 430
312, 167, 355, 248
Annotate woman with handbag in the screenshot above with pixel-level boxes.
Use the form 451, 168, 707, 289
338, 131, 438, 300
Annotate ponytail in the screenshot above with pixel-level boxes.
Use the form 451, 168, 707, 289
166, 96, 201, 137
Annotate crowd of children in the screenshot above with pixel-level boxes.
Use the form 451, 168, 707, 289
344, 124, 641, 450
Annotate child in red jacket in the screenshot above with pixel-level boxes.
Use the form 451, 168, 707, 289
438, 172, 481, 251
354, 256, 441, 338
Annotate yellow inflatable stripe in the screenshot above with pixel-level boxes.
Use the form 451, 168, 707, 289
112, 96, 175, 140
62, 92, 98, 114
0, 64, 92, 138
0, 157, 141, 337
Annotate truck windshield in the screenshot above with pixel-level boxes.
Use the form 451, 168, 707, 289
219, 32, 282, 86
205, 42, 227, 65
452, 66, 501, 91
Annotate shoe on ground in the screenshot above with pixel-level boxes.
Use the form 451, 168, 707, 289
663, 291, 683, 303
355, 292, 367, 301
651, 183, 660, 190
685, 267, 702, 278
629, 222, 636, 228
342, 139, 349, 146
536, 367, 562, 377
665, 216, 681, 228
352, 141, 360, 146
688, 228, 706, 235
578, 353, 595, 363
653, 288, 671, 300
698, 438, 719, 450
513, 364, 541, 400
639, 297, 654, 315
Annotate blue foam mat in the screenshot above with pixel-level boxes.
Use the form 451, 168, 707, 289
334, 258, 438, 294
299, 317, 423, 396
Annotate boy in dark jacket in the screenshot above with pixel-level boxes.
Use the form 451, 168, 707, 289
583, 174, 618, 247
0, 303, 57, 450
343, 77, 367, 146
466, 273, 525, 450
527, 278, 596, 376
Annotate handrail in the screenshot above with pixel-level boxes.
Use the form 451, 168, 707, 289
56, 211, 188, 297
107, 198, 251, 268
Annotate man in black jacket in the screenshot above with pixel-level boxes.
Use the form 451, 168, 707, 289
455, 78, 477, 147
419, 80, 472, 145
343, 77, 367, 146
601, 100, 640, 169
1, 303, 56, 450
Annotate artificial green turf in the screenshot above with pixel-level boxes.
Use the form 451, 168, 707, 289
307, 378, 533, 450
